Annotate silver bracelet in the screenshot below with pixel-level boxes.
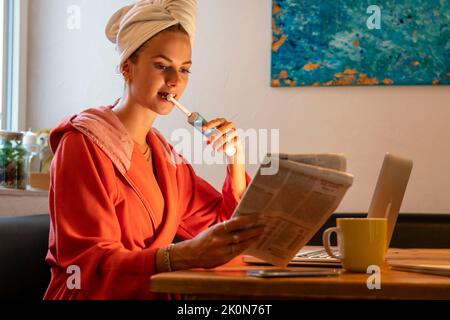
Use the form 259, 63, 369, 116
163, 243, 175, 272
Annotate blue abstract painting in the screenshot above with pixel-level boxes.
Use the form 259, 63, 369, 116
271, 0, 450, 87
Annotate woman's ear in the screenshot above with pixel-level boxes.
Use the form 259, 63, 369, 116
121, 60, 133, 82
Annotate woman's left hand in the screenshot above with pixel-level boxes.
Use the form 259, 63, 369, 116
203, 118, 244, 163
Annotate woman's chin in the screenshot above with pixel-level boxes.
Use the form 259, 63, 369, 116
146, 99, 175, 115
156, 104, 175, 116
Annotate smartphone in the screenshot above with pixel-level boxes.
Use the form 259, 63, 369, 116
246, 268, 340, 278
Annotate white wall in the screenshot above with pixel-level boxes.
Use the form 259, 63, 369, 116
26, 0, 450, 213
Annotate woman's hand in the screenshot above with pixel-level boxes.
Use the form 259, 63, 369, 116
203, 118, 247, 197
203, 118, 244, 164
170, 214, 265, 270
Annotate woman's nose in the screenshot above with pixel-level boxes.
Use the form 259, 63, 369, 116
165, 69, 180, 87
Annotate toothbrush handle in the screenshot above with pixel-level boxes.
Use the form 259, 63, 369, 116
188, 112, 218, 137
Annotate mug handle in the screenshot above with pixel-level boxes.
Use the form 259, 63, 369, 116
322, 227, 345, 260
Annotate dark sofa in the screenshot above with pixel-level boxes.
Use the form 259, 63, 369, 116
308, 213, 450, 248
0, 213, 449, 300
0, 214, 50, 300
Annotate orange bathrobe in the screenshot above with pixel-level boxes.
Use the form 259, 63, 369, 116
44, 100, 250, 300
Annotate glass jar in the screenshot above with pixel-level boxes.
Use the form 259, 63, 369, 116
0, 131, 28, 190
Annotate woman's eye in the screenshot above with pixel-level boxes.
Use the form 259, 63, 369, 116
154, 63, 191, 74
155, 64, 168, 71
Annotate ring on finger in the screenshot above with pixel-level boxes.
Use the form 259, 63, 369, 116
232, 233, 240, 244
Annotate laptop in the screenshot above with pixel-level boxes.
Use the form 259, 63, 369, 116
244, 152, 413, 267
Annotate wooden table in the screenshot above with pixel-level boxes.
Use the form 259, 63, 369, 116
150, 249, 450, 300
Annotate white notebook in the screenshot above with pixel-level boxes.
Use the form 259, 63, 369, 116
390, 263, 450, 277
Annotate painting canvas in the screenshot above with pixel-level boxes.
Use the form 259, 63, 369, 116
271, 0, 450, 87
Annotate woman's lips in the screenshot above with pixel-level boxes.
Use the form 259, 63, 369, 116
158, 96, 171, 103
158, 92, 176, 97
157, 92, 176, 103
157, 94, 175, 105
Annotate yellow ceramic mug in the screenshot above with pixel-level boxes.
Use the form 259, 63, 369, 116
322, 218, 387, 272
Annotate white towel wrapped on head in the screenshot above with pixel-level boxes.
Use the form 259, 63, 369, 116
105, 0, 197, 67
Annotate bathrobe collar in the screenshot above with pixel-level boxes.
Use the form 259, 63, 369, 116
49, 98, 180, 175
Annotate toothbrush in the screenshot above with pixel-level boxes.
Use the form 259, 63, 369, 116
166, 94, 237, 157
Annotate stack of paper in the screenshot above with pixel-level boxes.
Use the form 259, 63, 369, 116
390, 263, 450, 277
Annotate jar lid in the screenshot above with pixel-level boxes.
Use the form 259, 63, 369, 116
0, 130, 24, 141
23, 130, 38, 145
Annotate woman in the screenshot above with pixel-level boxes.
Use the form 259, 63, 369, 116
44, 0, 264, 300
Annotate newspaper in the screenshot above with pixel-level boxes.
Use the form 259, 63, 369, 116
232, 153, 354, 267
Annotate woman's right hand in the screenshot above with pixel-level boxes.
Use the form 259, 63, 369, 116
171, 214, 265, 270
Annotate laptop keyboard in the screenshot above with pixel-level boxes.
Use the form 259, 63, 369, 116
295, 248, 339, 259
